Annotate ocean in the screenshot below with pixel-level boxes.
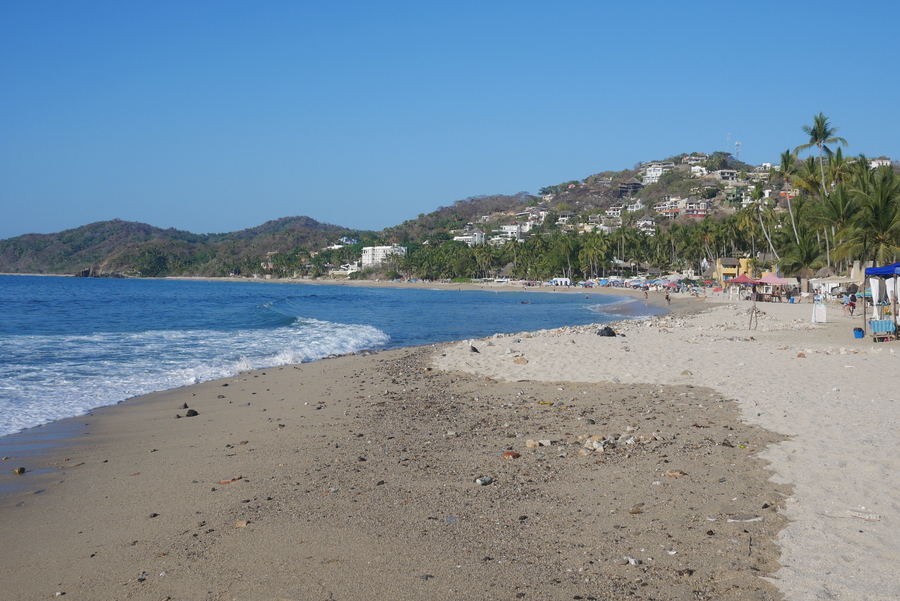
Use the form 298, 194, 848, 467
0, 276, 662, 437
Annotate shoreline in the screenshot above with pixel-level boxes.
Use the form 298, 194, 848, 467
0, 293, 794, 600
5, 293, 891, 599
0, 278, 676, 440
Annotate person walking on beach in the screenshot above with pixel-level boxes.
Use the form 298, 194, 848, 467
842, 293, 852, 316
665, 292, 671, 305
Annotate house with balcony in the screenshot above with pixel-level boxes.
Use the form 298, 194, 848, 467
653, 197, 682, 219
453, 230, 485, 247
715, 169, 738, 182
618, 178, 644, 198
636, 218, 656, 235
625, 199, 645, 213
556, 211, 575, 225
684, 198, 711, 218
683, 153, 709, 165
605, 205, 623, 218
642, 162, 675, 185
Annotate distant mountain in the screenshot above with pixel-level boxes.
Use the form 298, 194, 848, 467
0, 217, 358, 276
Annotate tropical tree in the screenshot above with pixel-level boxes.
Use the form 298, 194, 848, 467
780, 224, 825, 278
747, 183, 780, 261
810, 183, 856, 269
842, 166, 900, 265
778, 149, 801, 245
794, 112, 848, 197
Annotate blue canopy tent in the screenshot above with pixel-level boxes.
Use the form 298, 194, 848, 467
865, 262, 900, 277
862, 262, 900, 340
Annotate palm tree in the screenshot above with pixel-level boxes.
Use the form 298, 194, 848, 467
778, 150, 801, 245
842, 166, 900, 265
810, 183, 856, 269
794, 112, 848, 197
781, 224, 825, 279
747, 184, 780, 261
578, 231, 610, 279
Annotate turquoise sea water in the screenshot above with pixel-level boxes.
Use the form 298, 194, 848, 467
0, 276, 663, 436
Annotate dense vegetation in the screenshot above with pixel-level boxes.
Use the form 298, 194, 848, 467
2, 114, 897, 281
0, 217, 366, 277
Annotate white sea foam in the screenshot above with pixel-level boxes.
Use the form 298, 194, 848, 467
0, 318, 390, 436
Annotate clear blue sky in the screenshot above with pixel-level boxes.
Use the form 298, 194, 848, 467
2, 1, 898, 239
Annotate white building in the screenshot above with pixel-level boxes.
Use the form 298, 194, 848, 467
870, 157, 892, 169
625, 199, 645, 213
642, 162, 675, 185
636, 218, 656, 235
497, 224, 526, 240
361, 245, 407, 268
453, 231, 485, 247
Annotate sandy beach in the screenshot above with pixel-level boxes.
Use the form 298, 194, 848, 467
0, 289, 895, 600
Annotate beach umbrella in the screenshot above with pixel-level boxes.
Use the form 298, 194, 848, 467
729, 274, 758, 285
758, 273, 792, 285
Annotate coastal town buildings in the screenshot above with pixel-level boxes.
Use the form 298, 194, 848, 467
361, 245, 407, 267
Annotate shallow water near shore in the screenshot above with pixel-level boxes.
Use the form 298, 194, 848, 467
0, 275, 663, 436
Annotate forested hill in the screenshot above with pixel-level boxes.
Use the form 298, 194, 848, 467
0, 217, 357, 277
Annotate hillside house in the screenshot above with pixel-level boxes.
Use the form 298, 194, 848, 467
605, 205, 623, 218
618, 179, 644, 198
684, 199, 710, 218
556, 211, 575, 224
654, 197, 682, 219
636, 218, 656, 234
625, 199, 645, 213
715, 169, 738, 182
497, 224, 526, 241
683, 153, 709, 165
453, 230, 485, 246
642, 162, 675, 185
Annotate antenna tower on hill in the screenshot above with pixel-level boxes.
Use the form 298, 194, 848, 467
735, 141, 741, 161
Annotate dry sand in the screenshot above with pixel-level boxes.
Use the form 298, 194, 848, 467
435, 295, 900, 600
0, 289, 893, 600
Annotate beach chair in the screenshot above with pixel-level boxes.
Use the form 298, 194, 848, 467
869, 319, 897, 342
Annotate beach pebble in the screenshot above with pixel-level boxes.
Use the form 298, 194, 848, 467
185, 409, 199, 417
513, 357, 528, 364
475, 476, 493, 486
12, 467, 25, 475
525, 439, 540, 448
502, 451, 520, 460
